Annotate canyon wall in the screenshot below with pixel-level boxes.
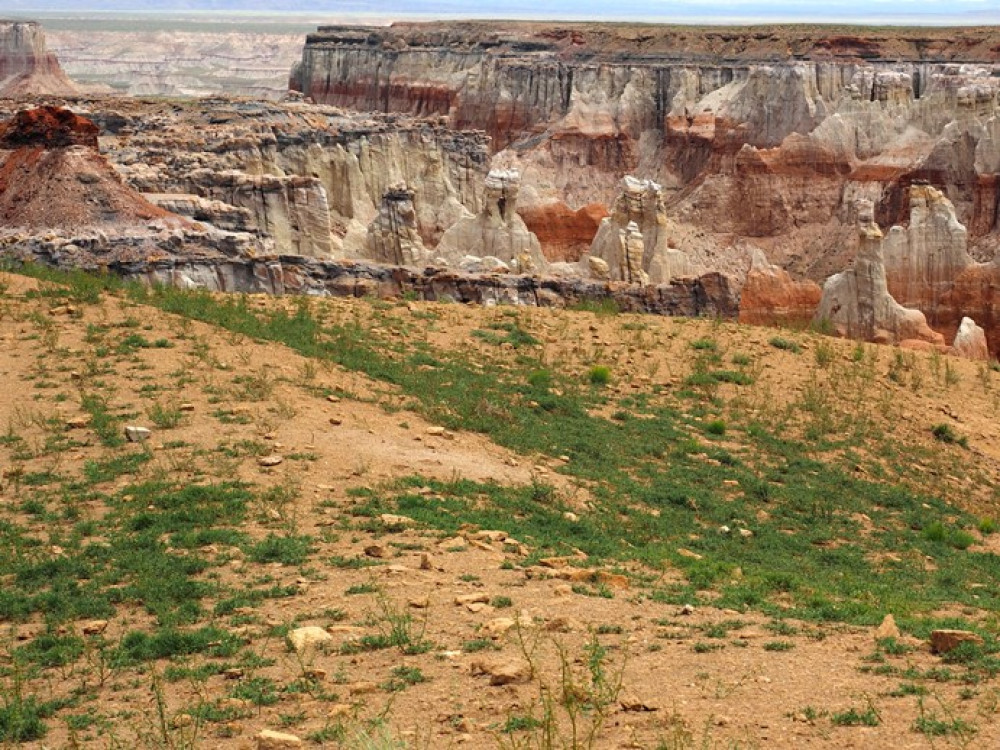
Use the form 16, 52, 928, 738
74, 99, 491, 260
0, 21, 76, 97
292, 22, 1000, 273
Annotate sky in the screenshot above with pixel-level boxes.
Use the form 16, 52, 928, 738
6, 1, 999, 25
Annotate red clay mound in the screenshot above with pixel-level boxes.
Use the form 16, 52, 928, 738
0, 106, 98, 149
0, 107, 180, 230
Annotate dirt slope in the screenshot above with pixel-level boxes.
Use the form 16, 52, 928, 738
1, 270, 999, 749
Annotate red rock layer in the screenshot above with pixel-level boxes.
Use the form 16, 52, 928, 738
0, 106, 98, 149
0, 108, 176, 230
738, 264, 823, 328
942, 264, 1000, 355
519, 201, 608, 262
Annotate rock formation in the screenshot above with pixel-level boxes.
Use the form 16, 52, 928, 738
185, 170, 334, 258
291, 22, 1000, 278
0, 107, 170, 230
0, 106, 264, 262
738, 249, 823, 328
815, 200, 944, 347
586, 177, 691, 284
96, 99, 491, 259
884, 185, 974, 318
0, 21, 76, 97
46, 27, 304, 99
365, 183, 430, 267
434, 169, 546, 272
951, 317, 989, 360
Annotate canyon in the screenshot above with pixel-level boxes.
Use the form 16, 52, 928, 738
7, 16, 1000, 750
5, 19, 1000, 354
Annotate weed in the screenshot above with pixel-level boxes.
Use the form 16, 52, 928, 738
932, 423, 968, 448
831, 706, 879, 727
147, 401, 183, 429
380, 665, 426, 692
588, 365, 611, 386
769, 336, 802, 354
763, 640, 794, 652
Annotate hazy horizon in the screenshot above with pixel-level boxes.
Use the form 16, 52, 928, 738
4, 1, 999, 26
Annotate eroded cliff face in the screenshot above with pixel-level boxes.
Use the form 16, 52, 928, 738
0, 106, 265, 263
292, 22, 1000, 274
816, 200, 944, 347
0, 21, 76, 97
89, 99, 490, 261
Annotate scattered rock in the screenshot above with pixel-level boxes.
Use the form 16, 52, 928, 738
930, 629, 983, 655
409, 596, 430, 609
124, 425, 151, 442
256, 730, 303, 749
455, 593, 490, 606
364, 544, 387, 558
328, 703, 352, 720
596, 571, 629, 589
65, 416, 88, 430
257, 455, 283, 467
620, 693, 659, 712
81, 619, 108, 635
287, 626, 333, 654
426, 426, 446, 436
348, 681, 379, 695
875, 614, 900, 640
470, 657, 531, 685
680, 604, 695, 616
380, 513, 414, 527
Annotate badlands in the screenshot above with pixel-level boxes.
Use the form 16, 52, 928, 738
3, 13, 1000, 750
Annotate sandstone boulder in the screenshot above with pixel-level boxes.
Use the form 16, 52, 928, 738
930, 629, 984, 655
287, 626, 333, 654
951, 316, 989, 360
256, 730, 303, 750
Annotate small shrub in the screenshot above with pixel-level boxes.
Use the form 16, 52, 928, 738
814, 339, 835, 367
932, 423, 968, 448
527, 369, 552, 389
690, 338, 718, 351
978, 517, 997, 535
769, 336, 802, 354
704, 419, 726, 436
588, 366, 611, 386
147, 402, 182, 429
381, 665, 426, 692
831, 706, 880, 727
763, 640, 794, 652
